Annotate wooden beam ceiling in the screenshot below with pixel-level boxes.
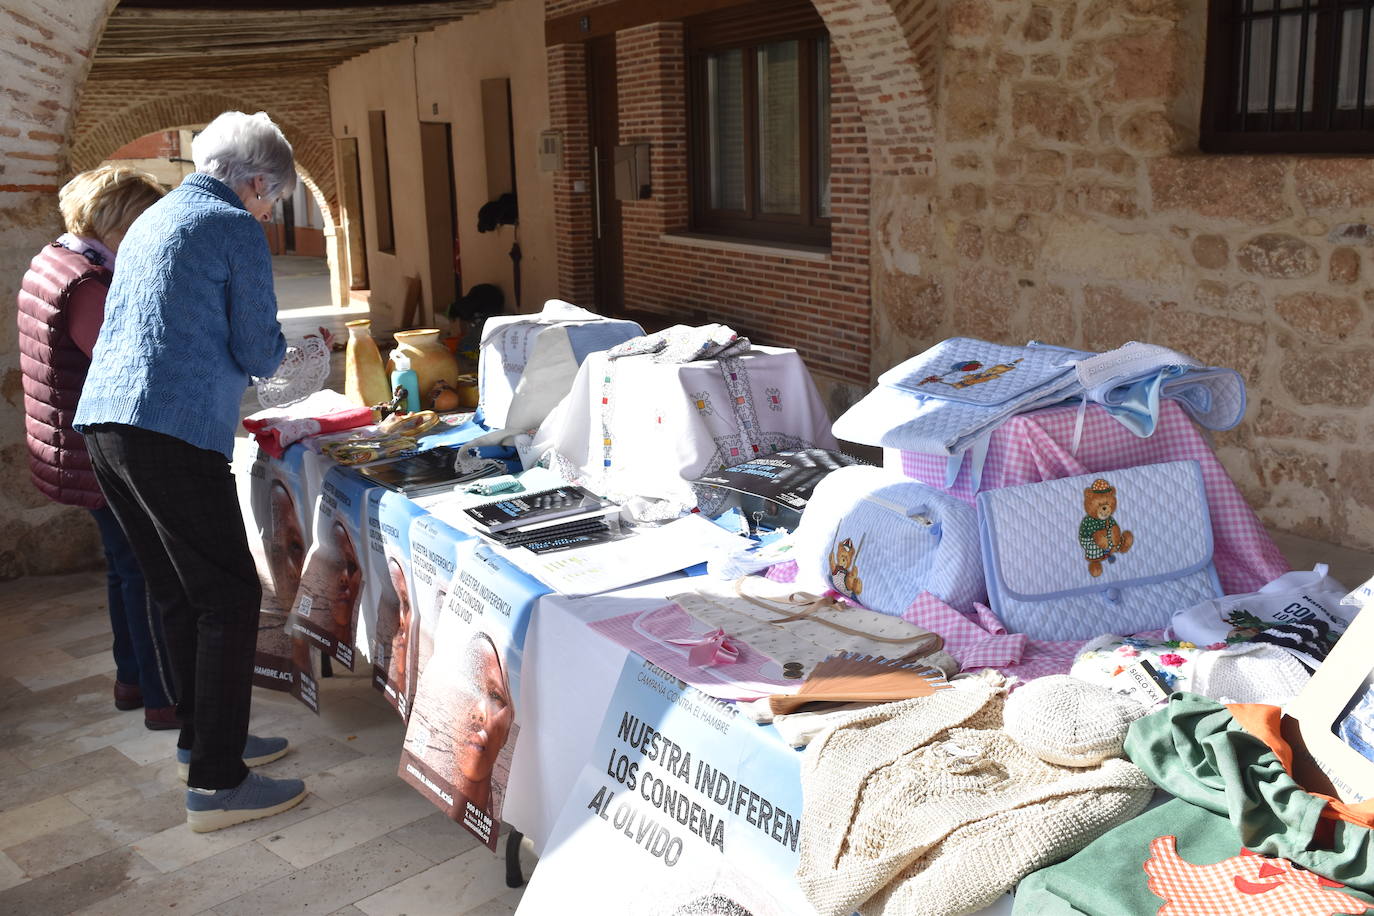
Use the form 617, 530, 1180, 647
92, 1, 504, 80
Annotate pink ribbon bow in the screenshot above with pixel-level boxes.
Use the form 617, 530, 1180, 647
666, 629, 741, 667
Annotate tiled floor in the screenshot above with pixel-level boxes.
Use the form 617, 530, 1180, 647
0, 570, 534, 915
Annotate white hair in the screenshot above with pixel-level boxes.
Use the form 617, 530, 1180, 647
192, 110, 297, 201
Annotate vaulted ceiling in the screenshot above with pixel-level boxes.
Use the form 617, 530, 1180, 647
92, 1, 506, 80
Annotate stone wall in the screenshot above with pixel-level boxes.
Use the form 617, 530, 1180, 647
0, 1, 113, 578
0, 2, 347, 578
878, 0, 1374, 549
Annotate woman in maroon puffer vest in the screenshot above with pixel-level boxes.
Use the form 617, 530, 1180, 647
16, 165, 179, 729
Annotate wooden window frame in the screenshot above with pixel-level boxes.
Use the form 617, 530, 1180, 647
686, 5, 832, 247
1202, 0, 1374, 153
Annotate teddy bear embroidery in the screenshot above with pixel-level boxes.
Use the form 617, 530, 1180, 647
1143, 836, 1370, 916
828, 533, 864, 599
1078, 478, 1135, 578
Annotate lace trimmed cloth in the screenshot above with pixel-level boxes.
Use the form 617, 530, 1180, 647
253, 334, 331, 408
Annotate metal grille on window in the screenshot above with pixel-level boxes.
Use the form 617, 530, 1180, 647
1233, 0, 1374, 129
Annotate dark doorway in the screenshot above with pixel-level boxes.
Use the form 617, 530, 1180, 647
420, 121, 459, 324
282, 195, 296, 253
588, 33, 624, 314
337, 137, 369, 290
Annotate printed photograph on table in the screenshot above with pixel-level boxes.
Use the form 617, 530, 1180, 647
519, 657, 813, 914
243, 444, 313, 692
398, 539, 547, 848
290, 465, 372, 671
364, 487, 431, 719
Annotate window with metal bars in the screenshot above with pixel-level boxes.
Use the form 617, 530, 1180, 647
686, 0, 832, 246
1202, 0, 1374, 151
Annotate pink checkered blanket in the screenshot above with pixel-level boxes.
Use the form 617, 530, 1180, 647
893, 399, 1288, 595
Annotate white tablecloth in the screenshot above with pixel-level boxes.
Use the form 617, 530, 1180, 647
500, 575, 1016, 916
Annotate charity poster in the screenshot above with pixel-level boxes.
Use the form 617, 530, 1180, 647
291, 465, 373, 673
518, 657, 815, 915
405, 514, 471, 707
365, 487, 432, 719
399, 539, 548, 849
243, 443, 316, 694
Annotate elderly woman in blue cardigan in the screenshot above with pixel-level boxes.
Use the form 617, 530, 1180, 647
75, 111, 305, 833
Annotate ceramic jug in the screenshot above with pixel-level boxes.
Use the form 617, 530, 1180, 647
390, 328, 461, 408
344, 319, 390, 407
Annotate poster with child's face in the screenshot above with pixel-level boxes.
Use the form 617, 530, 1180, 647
399, 539, 547, 849
243, 444, 312, 692
365, 487, 431, 719
291, 466, 371, 673
404, 515, 472, 700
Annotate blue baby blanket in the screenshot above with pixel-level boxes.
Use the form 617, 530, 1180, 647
977, 460, 1222, 640
835, 339, 1248, 463
1068, 342, 1246, 437
832, 339, 1088, 456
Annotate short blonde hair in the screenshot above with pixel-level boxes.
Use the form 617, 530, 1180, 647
58, 165, 164, 244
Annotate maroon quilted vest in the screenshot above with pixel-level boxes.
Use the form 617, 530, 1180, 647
16, 243, 110, 509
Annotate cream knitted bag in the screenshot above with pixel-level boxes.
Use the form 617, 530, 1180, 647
796, 675, 1154, 916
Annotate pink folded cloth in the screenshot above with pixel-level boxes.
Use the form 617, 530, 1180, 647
589, 603, 801, 701
243, 405, 374, 458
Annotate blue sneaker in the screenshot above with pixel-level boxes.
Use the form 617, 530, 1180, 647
176, 735, 290, 782
185, 771, 307, 833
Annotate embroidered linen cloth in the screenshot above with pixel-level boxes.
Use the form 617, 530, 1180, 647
530, 340, 837, 515
472, 298, 642, 442
891, 399, 1289, 596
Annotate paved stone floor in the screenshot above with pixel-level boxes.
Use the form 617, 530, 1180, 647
0, 568, 535, 915
0, 257, 534, 915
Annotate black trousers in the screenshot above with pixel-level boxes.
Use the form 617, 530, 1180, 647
85, 424, 258, 790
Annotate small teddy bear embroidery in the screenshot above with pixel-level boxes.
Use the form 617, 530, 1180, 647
828, 534, 864, 598
1078, 478, 1134, 577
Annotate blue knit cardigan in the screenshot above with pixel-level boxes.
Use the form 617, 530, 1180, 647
75, 173, 286, 459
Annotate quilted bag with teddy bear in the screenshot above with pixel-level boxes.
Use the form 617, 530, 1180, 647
976, 459, 1223, 640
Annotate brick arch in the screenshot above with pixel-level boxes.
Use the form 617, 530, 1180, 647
69, 88, 338, 235
0, 0, 121, 579
810, 0, 940, 176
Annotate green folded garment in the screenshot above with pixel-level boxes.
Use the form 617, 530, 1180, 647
1014, 692, 1374, 914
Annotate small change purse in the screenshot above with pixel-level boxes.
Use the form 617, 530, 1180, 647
976, 459, 1223, 640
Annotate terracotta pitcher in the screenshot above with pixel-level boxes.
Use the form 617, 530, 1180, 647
390, 328, 460, 408
344, 319, 390, 407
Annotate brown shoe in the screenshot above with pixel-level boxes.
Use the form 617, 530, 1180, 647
144, 706, 181, 731
114, 680, 143, 711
